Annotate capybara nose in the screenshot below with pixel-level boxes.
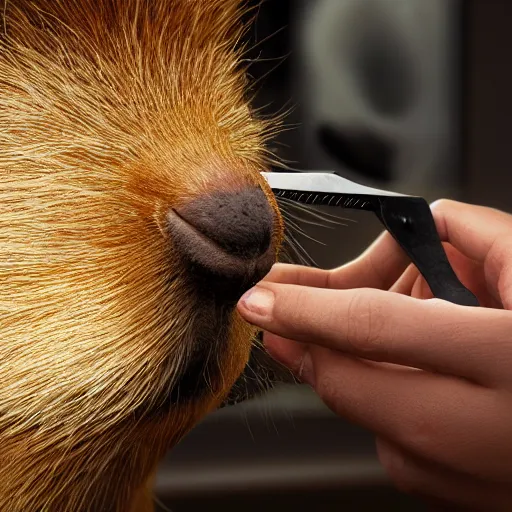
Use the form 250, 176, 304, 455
168, 187, 276, 301
176, 187, 273, 258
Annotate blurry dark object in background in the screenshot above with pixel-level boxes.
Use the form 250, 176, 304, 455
317, 124, 395, 183
296, 0, 463, 197
341, 0, 419, 119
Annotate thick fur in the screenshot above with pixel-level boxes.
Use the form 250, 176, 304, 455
0, 1, 284, 510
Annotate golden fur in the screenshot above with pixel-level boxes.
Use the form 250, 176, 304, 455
0, 1, 283, 510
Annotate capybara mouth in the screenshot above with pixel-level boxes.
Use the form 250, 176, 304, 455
168, 208, 276, 303
156, 299, 234, 410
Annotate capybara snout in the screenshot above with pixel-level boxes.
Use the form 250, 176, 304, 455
170, 185, 278, 301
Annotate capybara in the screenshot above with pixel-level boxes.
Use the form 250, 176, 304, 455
0, 1, 290, 510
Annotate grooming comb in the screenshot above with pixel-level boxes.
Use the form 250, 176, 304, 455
261, 170, 479, 308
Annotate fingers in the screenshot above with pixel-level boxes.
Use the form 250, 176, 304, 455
328, 231, 411, 290
431, 200, 512, 307
269, 200, 512, 307
277, 344, 512, 483
264, 337, 512, 484
390, 243, 501, 308
238, 283, 512, 386
431, 199, 512, 264
376, 438, 512, 511
389, 263, 424, 297
267, 230, 411, 291
263, 263, 332, 288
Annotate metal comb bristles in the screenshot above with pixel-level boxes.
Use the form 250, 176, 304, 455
274, 189, 374, 210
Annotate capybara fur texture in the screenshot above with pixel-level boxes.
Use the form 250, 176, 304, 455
0, 1, 289, 510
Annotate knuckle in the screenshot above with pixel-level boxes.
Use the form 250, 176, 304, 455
397, 415, 437, 460
293, 286, 312, 319
313, 366, 357, 419
314, 372, 341, 412
484, 236, 512, 308
378, 447, 420, 496
281, 286, 314, 335
345, 290, 388, 355
493, 235, 512, 266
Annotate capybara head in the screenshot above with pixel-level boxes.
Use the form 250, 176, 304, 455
0, 1, 286, 510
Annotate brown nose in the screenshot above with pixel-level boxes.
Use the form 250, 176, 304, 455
168, 187, 276, 302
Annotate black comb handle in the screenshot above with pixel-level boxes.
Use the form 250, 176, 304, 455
375, 196, 480, 307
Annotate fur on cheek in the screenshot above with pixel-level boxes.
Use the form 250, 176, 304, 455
0, 0, 283, 510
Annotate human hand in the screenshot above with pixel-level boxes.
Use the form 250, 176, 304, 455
237, 199, 512, 510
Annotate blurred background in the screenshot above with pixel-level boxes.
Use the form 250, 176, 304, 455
156, 1, 512, 510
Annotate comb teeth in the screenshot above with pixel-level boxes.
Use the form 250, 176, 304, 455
273, 189, 375, 210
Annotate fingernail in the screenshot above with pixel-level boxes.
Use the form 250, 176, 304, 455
239, 286, 275, 319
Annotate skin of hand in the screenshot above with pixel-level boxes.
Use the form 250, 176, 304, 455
237, 199, 512, 511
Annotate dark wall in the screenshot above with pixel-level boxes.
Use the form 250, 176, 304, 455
464, 0, 512, 212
